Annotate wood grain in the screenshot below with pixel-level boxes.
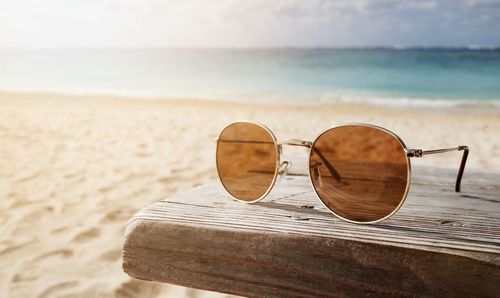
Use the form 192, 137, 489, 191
123, 166, 500, 297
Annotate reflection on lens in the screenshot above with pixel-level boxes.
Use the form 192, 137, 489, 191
309, 125, 409, 223
216, 122, 278, 202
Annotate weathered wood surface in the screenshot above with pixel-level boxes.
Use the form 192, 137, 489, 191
123, 166, 500, 297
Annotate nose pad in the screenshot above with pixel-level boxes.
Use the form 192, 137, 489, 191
277, 161, 292, 183
310, 161, 323, 187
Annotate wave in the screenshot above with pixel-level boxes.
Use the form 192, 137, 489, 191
225, 94, 496, 110
315, 93, 500, 109
0, 86, 166, 100
2, 86, 500, 110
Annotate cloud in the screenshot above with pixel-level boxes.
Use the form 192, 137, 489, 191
461, 0, 500, 7
0, 0, 498, 48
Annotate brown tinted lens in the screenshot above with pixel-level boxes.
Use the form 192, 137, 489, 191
309, 125, 409, 222
217, 122, 278, 202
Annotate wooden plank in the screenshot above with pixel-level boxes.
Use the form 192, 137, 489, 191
122, 166, 500, 297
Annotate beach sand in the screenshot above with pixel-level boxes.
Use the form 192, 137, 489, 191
1, 91, 499, 298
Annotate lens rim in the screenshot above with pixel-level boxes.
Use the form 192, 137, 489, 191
216, 121, 280, 204
308, 123, 412, 224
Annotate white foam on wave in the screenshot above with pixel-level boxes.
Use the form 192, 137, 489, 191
2, 86, 499, 111
316, 93, 500, 109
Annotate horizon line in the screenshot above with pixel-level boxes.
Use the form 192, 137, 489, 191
1, 45, 500, 51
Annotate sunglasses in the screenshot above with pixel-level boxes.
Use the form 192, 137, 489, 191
215, 121, 469, 224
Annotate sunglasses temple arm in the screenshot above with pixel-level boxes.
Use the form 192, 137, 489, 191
312, 148, 343, 182
407, 146, 469, 192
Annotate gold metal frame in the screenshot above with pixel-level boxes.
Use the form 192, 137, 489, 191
215, 121, 469, 224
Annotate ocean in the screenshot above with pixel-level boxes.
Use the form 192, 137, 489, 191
1, 48, 499, 107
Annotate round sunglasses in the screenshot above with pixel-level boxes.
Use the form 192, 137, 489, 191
215, 121, 469, 224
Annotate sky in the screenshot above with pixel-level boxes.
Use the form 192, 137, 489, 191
0, 0, 499, 49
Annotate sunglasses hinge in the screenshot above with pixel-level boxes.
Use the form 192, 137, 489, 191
406, 149, 423, 158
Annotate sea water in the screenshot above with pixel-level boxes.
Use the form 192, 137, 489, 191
1, 48, 499, 107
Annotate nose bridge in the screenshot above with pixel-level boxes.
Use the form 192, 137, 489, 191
278, 138, 343, 183
277, 139, 312, 148
275, 139, 310, 182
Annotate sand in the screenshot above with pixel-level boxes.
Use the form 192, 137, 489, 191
0, 91, 499, 298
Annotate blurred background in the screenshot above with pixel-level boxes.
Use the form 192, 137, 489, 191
1, 1, 499, 297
